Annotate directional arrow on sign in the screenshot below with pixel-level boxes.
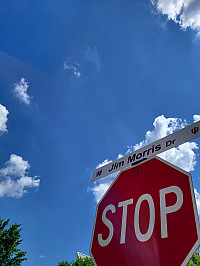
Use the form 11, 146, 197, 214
91, 120, 200, 182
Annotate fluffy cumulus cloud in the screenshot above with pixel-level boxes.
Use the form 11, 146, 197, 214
132, 115, 187, 151
129, 115, 197, 172
159, 142, 198, 171
96, 159, 112, 169
193, 114, 200, 122
91, 178, 114, 204
0, 154, 40, 198
91, 115, 200, 208
0, 104, 9, 134
151, 0, 200, 34
13, 78, 31, 105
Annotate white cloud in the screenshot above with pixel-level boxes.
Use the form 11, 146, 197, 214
129, 115, 198, 172
193, 115, 200, 122
132, 115, 187, 151
39, 255, 45, 259
0, 104, 9, 134
194, 188, 200, 215
92, 181, 113, 204
13, 78, 31, 105
63, 48, 100, 79
63, 60, 81, 78
0, 154, 40, 198
0, 154, 30, 177
90, 173, 119, 203
159, 142, 198, 171
91, 115, 199, 203
124, 115, 197, 172
151, 0, 200, 34
96, 159, 112, 169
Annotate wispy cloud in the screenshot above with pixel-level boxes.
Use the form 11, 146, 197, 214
84, 47, 101, 70
151, 0, 200, 34
63, 47, 100, 79
39, 255, 45, 259
0, 154, 40, 198
0, 104, 9, 134
63, 60, 81, 78
13, 78, 32, 105
90, 115, 200, 205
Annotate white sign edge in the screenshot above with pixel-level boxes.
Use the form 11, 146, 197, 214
181, 172, 200, 266
156, 157, 200, 266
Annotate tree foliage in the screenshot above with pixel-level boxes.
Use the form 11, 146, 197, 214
57, 257, 94, 266
188, 252, 200, 265
0, 217, 27, 265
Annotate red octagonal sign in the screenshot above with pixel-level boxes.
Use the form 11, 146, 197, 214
90, 157, 200, 266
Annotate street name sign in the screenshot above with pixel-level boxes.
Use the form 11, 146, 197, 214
91, 120, 200, 182
90, 157, 200, 266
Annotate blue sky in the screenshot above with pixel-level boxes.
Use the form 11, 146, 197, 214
0, 0, 200, 265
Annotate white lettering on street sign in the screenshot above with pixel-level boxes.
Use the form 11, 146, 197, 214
91, 120, 200, 182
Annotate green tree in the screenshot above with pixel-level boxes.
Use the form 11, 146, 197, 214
58, 257, 94, 266
188, 252, 200, 266
0, 217, 27, 265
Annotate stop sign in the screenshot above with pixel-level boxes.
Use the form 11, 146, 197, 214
90, 157, 200, 266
